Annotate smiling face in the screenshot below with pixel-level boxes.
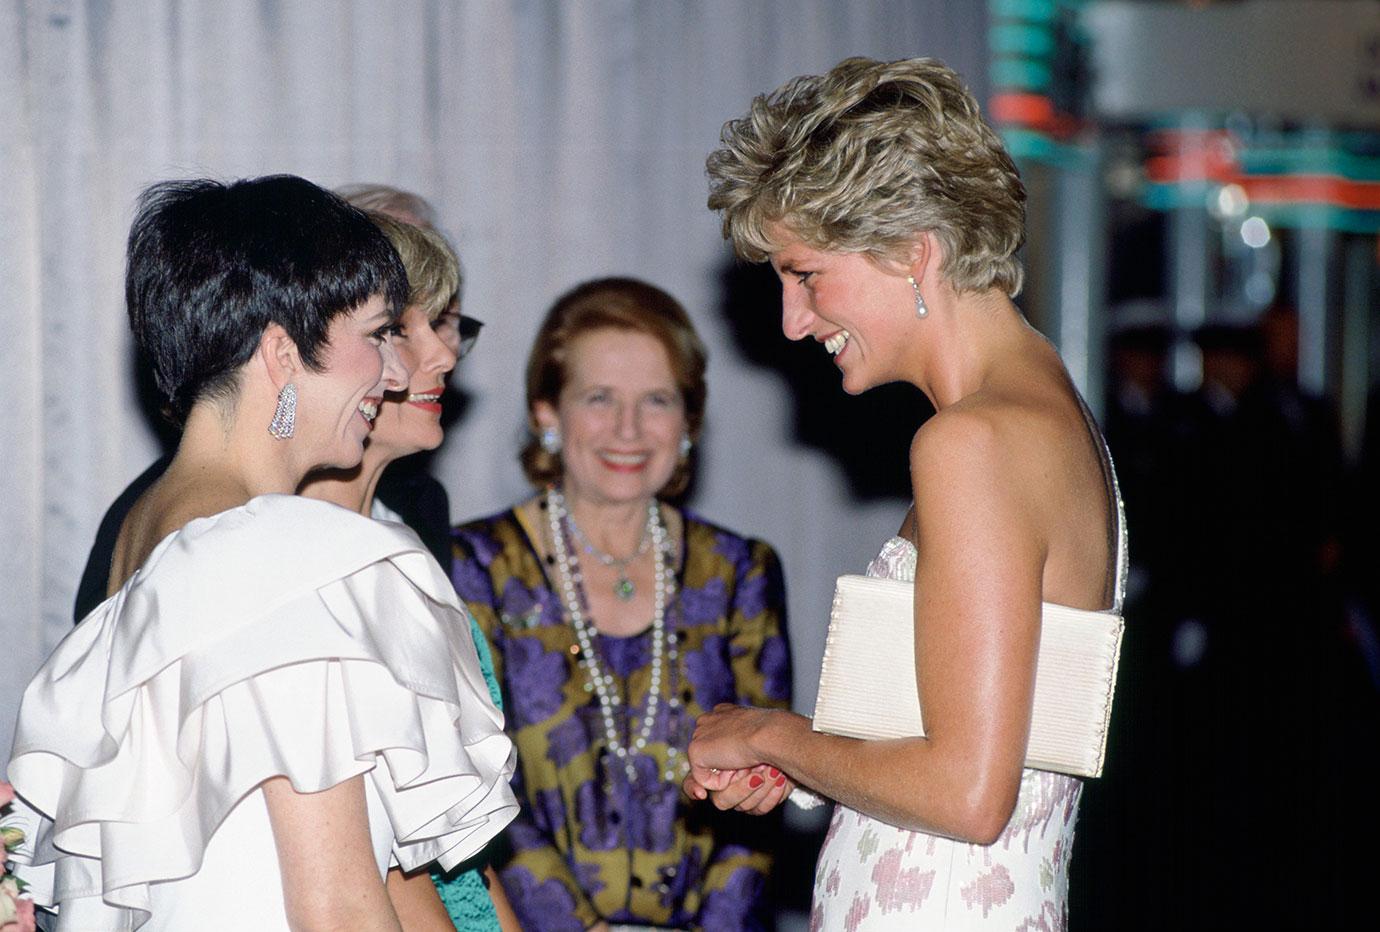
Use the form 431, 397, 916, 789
367, 302, 459, 460
293, 294, 408, 470
534, 328, 686, 508
768, 227, 917, 395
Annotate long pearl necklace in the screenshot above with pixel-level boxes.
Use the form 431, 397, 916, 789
546, 487, 681, 782
565, 506, 651, 601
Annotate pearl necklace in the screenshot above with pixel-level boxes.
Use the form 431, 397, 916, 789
565, 506, 651, 601
546, 488, 681, 782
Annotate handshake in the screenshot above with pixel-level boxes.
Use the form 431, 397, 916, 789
682, 702, 797, 816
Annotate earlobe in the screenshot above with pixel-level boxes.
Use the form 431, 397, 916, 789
259, 325, 302, 440
907, 233, 936, 319
908, 274, 929, 319
531, 402, 561, 455
531, 400, 559, 431
258, 323, 302, 388
907, 231, 937, 285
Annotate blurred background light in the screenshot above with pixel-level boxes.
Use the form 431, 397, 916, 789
1240, 215, 1271, 249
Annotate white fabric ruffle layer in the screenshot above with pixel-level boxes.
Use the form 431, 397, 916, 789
8, 495, 517, 929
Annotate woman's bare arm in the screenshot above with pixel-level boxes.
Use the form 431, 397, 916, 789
688, 412, 1044, 843
486, 865, 525, 932
385, 866, 456, 931
263, 775, 402, 932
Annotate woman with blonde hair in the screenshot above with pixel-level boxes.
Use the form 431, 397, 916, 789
299, 212, 517, 931
685, 57, 1125, 928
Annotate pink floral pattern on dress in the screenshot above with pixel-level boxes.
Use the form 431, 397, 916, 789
809, 537, 1091, 929
960, 865, 1015, 917
826, 865, 841, 896
1014, 901, 1063, 932
845, 893, 872, 931
871, 849, 936, 912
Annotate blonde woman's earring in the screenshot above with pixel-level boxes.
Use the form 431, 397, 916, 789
908, 275, 928, 318
268, 383, 297, 439
679, 433, 693, 458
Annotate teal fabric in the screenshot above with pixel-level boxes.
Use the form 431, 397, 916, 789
469, 612, 504, 708
429, 611, 505, 930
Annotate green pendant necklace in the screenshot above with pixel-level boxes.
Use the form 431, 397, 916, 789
564, 500, 655, 601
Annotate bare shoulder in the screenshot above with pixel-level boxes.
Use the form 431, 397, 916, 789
909, 395, 1047, 501
917, 375, 1097, 478
910, 400, 1006, 471
912, 377, 1113, 608
111, 473, 255, 592
908, 400, 1039, 544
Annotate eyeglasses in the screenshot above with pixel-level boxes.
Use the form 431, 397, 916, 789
457, 315, 484, 359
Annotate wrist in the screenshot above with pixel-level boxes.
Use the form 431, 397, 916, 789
748, 707, 797, 767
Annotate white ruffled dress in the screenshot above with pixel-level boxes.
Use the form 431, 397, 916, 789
7, 495, 518, 930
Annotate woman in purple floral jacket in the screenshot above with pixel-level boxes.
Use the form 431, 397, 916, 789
451, 278, 791, 931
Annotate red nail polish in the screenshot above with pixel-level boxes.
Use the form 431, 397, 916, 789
769, 768, 780, 778
775, 775, 786, 787
749, 775, 764, 788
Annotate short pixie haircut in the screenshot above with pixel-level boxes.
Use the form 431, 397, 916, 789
521, 278, 707, 498
706, 56, 1026, 297
367, 212, 461, 321
126, 174, 408, 421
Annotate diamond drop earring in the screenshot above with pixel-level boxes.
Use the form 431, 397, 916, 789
268, 383, 297, 439
539, 427, 562, 455
908, 275, 928, 319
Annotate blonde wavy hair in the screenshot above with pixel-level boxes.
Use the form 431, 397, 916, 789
366, 211, 461, 321
706, 56, 1026, 297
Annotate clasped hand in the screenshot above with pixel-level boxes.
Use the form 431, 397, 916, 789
682, 703, 793, 815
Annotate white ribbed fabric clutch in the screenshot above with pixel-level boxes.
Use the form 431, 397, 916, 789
812, 573, 1124, 778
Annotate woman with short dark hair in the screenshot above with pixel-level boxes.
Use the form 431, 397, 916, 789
9, 175, 516, 930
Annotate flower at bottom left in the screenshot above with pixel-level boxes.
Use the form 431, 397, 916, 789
0, 781, 35, 932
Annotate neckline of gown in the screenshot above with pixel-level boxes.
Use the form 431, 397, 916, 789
878, 535, 1122, 617
90, 495, 370, 621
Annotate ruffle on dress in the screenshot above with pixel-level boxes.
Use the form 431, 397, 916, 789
8, 495, 517, 929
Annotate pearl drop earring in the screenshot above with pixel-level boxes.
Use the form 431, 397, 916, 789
908, 275, 928, 319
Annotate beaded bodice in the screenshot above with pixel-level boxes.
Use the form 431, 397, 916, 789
865, 472, 1128, 611
865, 536, 918, 583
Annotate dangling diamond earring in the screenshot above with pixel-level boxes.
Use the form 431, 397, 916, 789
908, 275, 928, 318
679, 433, 693, 458
268, 383, 297, 439
539, 427, 562, 455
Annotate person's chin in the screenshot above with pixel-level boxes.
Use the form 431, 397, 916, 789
839, 366, 870, 395
391, 413, 444, 452
321, 442, 367, 473
340, 420, 376, 460
386, 435, 439, 460
605, 469, 674, 501
416, 426, 445, 452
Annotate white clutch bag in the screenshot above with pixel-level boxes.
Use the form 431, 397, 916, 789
812, 573, 1125, 778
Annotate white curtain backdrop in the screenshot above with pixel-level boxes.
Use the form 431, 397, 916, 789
0, 0, 987, 765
